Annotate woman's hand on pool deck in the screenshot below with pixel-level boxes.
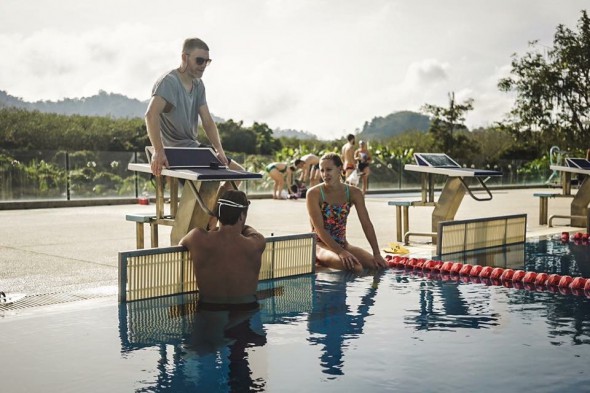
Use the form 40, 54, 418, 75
373, 253, 388, 269
338, 249, 361, 271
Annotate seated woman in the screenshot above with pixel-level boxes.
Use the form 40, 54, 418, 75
306, 152, 387, 273
265, 160, 304, 199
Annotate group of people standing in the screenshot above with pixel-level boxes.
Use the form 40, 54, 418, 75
145, 37, 385, 317
266, 134, 373, 200
341, 133, 372, 195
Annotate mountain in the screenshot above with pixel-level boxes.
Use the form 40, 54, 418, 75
358, 110, 431, 140
0, 90, 225, 122
272, 128, 318, 140
0, 90, 148, 118
0, 90, 430, 141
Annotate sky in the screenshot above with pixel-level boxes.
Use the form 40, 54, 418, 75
0, 1, 587, 139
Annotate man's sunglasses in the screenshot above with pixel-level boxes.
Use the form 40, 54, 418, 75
195, 57, 212, 66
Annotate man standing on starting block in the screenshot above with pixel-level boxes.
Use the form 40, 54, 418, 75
145, 37, 243, 227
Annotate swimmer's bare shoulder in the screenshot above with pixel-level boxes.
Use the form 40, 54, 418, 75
241, 225, 266, 253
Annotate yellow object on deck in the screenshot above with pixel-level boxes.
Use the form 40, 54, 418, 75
382, 242, 409, 255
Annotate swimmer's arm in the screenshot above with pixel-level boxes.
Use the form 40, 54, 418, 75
242, 225, 266, 251
353, 192, 386, 268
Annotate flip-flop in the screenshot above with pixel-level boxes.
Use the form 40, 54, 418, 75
0, 291, 26, 305
382, 242, 409, 255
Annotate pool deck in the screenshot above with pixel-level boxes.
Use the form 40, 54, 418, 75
0, 187, 585, 316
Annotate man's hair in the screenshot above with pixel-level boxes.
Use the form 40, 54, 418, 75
217, 190, 249, 225
347, 134, 355, 142
320, 152, 343, 168
182, 38, 209, 53
294, 159, 303, 166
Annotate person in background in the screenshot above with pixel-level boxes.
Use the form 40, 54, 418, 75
180, 190, 266, 310
299, 153, 321, 187
354, 140, 372, 195
265, 160, 304, 199
341, 134, 356, 180
306, 153, 387, 273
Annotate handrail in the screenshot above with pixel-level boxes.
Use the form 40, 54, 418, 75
458, 176, 494, 201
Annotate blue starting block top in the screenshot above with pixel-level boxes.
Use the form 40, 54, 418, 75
565, 158, 590, 170
411, 153, 502, 177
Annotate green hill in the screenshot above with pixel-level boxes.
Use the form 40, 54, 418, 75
0, 90, 225, 122
359, 110, 431, 140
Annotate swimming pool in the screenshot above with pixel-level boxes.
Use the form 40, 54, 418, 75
2, 236, 590, 392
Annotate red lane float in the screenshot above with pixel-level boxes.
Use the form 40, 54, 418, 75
450, 262, 463, 274
479, 266, 493, 279
459, 264, 473, 275
501, 269, 515, 281
561, 232, 570, 242
469, 265, 483, 277
570, 277, 587, 290
440, 262, 454, 273
512, 270, 526, 282
490, 267, 504, 280
546, 274, 562, 287
385, 255, 589, 298
523, 271, 537, 283
558, 275, 573, 288
535, 273, 549, 286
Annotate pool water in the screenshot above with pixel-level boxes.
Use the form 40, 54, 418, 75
2, 236, 590, 392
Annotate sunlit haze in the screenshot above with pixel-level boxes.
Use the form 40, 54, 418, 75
0, 0, 586, 139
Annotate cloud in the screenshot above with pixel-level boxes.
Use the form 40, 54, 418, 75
405, 59, 449, 86
1, 0, 588, 138
0, 23, 174, 101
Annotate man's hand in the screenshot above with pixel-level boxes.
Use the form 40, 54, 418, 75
215, 148, 229, 166
151, 150, 169, 176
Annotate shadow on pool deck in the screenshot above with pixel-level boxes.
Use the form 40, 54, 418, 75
0, 187, 583, 313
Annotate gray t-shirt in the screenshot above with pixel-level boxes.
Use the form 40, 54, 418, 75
151, 70, 207, 147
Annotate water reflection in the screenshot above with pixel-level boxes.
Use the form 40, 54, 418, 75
117, 247, 590, 392
119, 275, 315, 392
405, 279, 500, 331
524, 236, 590, 276
504, 289, 590, 346
306, 270, 384, 376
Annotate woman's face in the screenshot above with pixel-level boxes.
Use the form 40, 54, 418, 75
319, 159, 341, 184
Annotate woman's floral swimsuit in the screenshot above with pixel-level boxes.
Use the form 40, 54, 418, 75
315, 185, 351, 247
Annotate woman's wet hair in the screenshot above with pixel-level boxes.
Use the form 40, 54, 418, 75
320, 152, 343, 168
217, 190, 249, 225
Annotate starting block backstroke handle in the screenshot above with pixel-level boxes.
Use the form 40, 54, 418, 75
187, 179, 240, 218
458, 176, 494, 201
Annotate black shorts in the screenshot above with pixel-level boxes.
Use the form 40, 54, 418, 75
358, 162, 369, 171
198, 301, 260, 312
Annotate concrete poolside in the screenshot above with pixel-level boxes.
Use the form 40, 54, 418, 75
0, 187, 583, 316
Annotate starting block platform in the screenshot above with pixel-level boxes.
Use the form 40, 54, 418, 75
399, 153, 503, 243
127, 147, 262, 245
548, 157, 590, 227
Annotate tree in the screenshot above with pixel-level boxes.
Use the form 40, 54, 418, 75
498, 10, 590, 151
421, 92, 474, 157
251, 122, 281, 155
